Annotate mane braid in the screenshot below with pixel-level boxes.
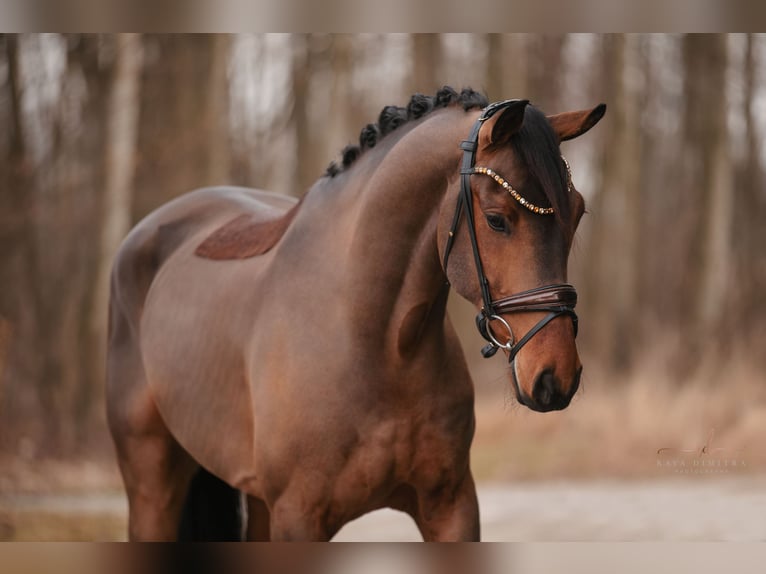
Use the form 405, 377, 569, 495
324, 86, 489, 177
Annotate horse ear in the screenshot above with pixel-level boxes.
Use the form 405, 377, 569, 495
547, 103, 607, 142
481, 99, 529, 148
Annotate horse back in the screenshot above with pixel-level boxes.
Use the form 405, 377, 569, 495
110, 186, 297, 329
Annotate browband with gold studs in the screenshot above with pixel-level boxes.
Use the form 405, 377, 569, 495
472, 157, 573, 216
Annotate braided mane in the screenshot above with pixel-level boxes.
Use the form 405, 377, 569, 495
325, 86, 489, 177
324, 85, 571, 228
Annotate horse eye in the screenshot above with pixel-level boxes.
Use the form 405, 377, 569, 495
485, 214, 509, 233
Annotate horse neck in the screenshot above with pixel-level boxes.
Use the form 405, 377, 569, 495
340, 109, 474, 356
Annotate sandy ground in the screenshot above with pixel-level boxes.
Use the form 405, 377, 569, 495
1, 477, 763, 541
335, 477, 766, 541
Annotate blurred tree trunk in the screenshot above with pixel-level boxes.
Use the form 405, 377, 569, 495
737, 34, 764, 342
486, 34, 528, 100
96, 33, 143, 318
205, 34, 232, 185
26, 35, 111, 453
0, 35, 114, 454
56, 35, 112, 452
411, 34, 442, 94
291, 34, 361, 195
0, 35, 36, 451
326, 35, 359, 167
681, 34, 732, 354
584, 34, 643, 371
607, 34, 643, 370
0, 315, 9, 407
0, 36, 8, 404
133, 34, 232, 220
582, 35, 616, 365
88, 34, 143, 439
0, 35, 20, 327
291, 33, 316, 196
485, 34, 505, 101
2, 35, 63, 453
526, 34, 566, 111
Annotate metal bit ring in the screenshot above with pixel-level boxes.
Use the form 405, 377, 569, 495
486, 314, 515, 351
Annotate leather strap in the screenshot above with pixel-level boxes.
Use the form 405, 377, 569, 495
444, 100, 522, 316
492, 283, 577, 314
509, 311, 564, 362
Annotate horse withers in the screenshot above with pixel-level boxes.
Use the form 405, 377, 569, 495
106, 87, 605, 541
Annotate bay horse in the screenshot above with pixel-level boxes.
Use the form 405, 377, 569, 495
106, 87, 605, 541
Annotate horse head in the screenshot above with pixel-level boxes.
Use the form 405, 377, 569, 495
440, 100, 605, 412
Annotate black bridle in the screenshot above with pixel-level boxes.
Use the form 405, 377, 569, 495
442, 100, 578, 363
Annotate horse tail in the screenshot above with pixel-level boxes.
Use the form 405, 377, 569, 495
178, 467, 244, 541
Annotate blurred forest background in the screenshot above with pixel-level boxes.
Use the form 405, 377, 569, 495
0, 34, 765, 480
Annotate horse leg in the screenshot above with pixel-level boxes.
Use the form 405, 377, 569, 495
412, 472, 480, 542
117, 429, 197, 541
109, 380, 198, 541
268, 491, 333, 541
246, 496, 271, 541
107, 307, 197, 541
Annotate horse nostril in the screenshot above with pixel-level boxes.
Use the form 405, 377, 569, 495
533, 369, 556, 407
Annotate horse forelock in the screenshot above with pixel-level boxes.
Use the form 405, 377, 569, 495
509, 106, 572, 231
325, 86, 490, 178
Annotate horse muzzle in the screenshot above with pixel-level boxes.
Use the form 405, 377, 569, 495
512, 363, 582, 412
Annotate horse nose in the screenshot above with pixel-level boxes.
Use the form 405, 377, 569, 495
531, 369, 578, 411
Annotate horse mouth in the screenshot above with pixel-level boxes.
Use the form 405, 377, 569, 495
509, 361, 581, 413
